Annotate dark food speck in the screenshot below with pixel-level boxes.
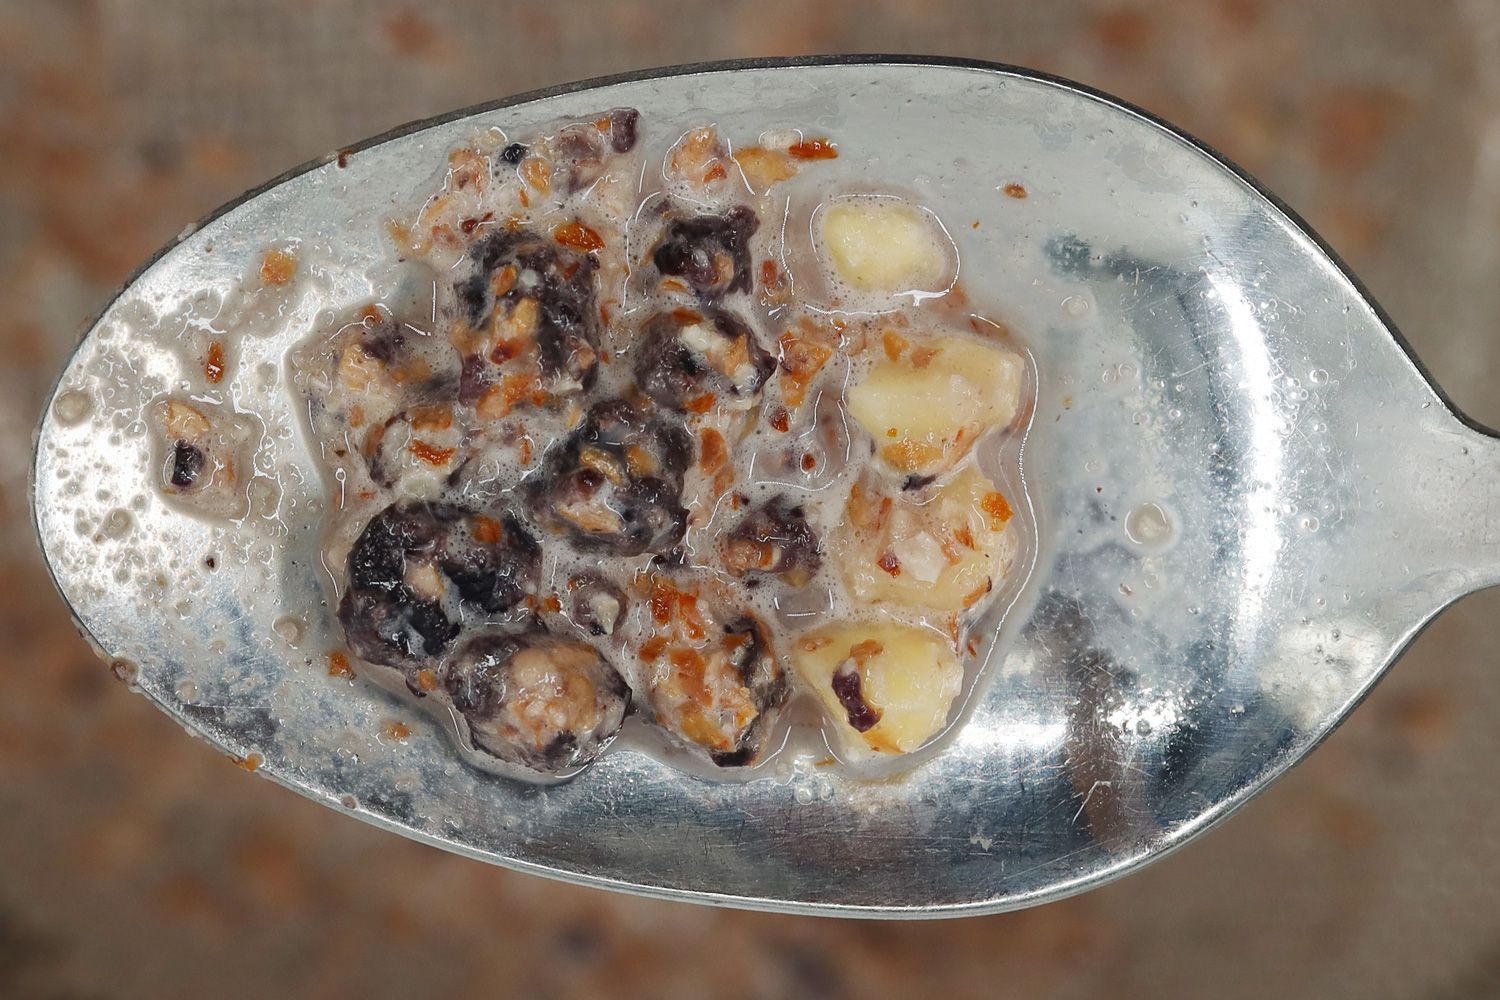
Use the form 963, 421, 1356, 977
651, 206, 759, 299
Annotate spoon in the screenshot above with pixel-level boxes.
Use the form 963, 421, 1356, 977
31, 56, 1495, 917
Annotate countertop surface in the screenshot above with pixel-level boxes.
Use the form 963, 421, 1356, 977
3, 3, 1499, 998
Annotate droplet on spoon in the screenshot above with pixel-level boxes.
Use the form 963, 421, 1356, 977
1125, 502, 1174, 548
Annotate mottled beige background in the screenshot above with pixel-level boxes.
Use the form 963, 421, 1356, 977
4, 2, 1500, 998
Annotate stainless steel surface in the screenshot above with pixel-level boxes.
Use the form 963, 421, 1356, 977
30, 57, 1498, 917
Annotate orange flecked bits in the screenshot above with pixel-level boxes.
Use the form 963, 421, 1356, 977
788, 137, 838, 160
259, 248, 297, 285
553, 219, 605, 252
205, 342, 226, 383
980, 492, 1014, 528
328, 651, 355, 679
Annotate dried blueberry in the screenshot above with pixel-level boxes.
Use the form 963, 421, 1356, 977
455, 229, 601, 392
339, 501, 540, 671
721, 496, 821, 581
651, 206, 758, 299
168, 440, 205, 489
525, 399, 692, 556
633, 307, 774, 412
499, 142, 527, 165
443, 627, 630, 772
608, 108, 640, 153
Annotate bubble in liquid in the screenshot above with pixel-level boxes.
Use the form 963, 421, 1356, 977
793, 786, 815, 805
1309, 368, 1329, 385
175, 679, 199, 702
1125, 502, 1174, 547
53, 390, 94, 426
273, 615, 306, 647
101, 508, 133, 539
1062, 295, 1090, 318
1300, 516, 1320, 532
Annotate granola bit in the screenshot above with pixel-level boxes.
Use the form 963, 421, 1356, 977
205, 342, 226, 383
553, 219, 605, 252
259, 248, 297, 285
381, 720, 411, 742
469, 515, 504, 544
416, 669, 439, 693
408, 440, 455, 466
328, 651, 355, 679
768, 408, 790, 433
1002, 182, 1028, 199
234, 753, 263, 772
877, 552, 901, 577
980, 491, 1014, 528
520, 156, 552, 194
788, 137, 838, 160
882, 330, 909, 361
735, 146, 798, 190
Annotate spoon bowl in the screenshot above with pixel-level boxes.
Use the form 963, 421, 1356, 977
31, 56, 1497, 917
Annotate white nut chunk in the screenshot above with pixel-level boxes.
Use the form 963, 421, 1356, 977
837, 465, 1018, 611
818, 198, 951, 295
848, 333, 1024, 479
791, 622, 962, 755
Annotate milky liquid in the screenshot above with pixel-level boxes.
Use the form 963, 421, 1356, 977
277, 111, 1040, 783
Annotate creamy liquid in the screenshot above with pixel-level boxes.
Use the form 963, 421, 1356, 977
271, 110, 1039, 782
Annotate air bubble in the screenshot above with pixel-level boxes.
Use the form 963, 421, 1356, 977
1125, 502, 1174, 547
101, 508, 133, 539
175, 679, 198, 702
1300, 516, 1320, 532
1308, 368, 1329, 384
1062, 295, 1090, 318
273, 615, 306, 647
53, 390, 93, 425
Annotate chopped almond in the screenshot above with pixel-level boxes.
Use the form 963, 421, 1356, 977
882, 331, 908, 362
699, 428, 728, 471
260, 248, 297, 285
980, 491, 1013, 528
881, 440, 944, 472
788, 137, 838, 160
408, 404, 452, 431
328, 651, 354, 679
408, 440, 454, 466
553, 219, 605, 252
469, 515, 503, 544
205, 342, 226, 384
520, 156, 552, 194
735, 146, 798, 190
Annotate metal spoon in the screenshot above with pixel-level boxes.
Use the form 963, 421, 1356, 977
30, 56, 1495, 917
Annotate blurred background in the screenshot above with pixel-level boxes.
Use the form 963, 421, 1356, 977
4, 1, 1500, 997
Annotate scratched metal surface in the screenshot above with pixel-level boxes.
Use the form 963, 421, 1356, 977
29, 58, 1500, 917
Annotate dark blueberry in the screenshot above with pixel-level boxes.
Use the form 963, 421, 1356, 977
608, 108, 640, 153
524, 399, 691, 556
339, 501, 540, 671
831, 667, 881, 733
902, 473, 938, 491
458, 230, 601, 391
651, 206, 759, 299
499, 142, 528, 165
721, 497, 821, 581
168, 440, 205, 489
443, 627, 630, 772
633, 307, 774, 412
